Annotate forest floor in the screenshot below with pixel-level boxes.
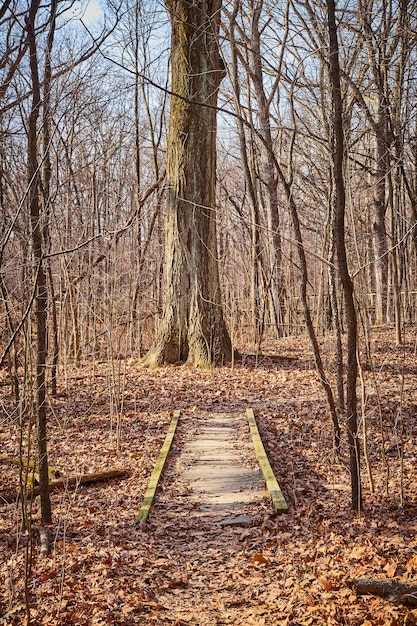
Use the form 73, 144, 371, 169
1, 328, 417, 625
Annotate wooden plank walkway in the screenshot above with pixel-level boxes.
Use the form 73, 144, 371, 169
178, 412, 266, 524
136, 408, 287, 522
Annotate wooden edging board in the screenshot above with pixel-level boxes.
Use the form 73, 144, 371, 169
246, 408, 288, 514
136, 409, 181, 523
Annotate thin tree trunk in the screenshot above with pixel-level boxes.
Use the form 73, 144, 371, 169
26, 0, 52, 525
42, 0, 58, 396
0, 275, 20, 402
286, 188, 341, 452
249, 0, 285, 337
327, 0, 361, 512
373, 118, 389, 324
272, 78, 342, 451
229, 3, 263, 346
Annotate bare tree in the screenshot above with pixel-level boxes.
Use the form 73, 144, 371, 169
26, 0, 52, 525
326, 0, 361, 511
144, 0, 233, 367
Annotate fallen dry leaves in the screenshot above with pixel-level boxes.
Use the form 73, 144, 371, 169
1, 329, 417, 624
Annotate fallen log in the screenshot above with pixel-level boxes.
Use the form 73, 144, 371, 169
1, 469, 128, 504
350, 578, 417, 607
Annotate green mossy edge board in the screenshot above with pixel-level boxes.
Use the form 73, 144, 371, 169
246, 408, 288, 514
136, 409, 181, 523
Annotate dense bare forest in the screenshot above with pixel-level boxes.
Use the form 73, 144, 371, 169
1, 0, 417, 623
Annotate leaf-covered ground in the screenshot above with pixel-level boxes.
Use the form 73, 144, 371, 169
1, 329, 417, 625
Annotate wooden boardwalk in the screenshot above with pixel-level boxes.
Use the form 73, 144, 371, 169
137, 409, 287, 524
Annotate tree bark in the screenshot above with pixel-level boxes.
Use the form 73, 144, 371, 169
144, 0, 233, 368
26, 0, 52, 525
373, 118, 389, 324
351, 579, 417, 607
2, 470, 128, 504
326, 0, 361, 511
42, 0, 59, 396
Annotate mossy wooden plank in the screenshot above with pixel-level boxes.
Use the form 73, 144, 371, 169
0, 455, 60, 478
246, 408, 288, 514
136, 410, 181, 523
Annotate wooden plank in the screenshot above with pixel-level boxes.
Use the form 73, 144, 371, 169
246, 408, 288, 514
136, 410, 181, 523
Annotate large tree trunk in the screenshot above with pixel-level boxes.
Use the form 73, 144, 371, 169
144, 0, 233, 368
